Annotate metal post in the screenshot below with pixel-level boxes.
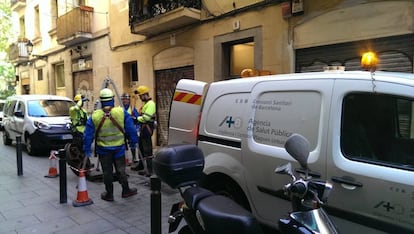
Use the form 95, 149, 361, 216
16, 136, 23, 176
57, 148, 67, 203
150, 175, 162, 234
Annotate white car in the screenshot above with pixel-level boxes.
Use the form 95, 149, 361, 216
0, 99, 5, 130
2, 95, 74, 155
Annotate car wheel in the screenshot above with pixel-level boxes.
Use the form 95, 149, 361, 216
25, 135, 38, 156
3, 131, 12, 145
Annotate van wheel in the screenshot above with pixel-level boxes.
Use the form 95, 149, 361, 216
202, 175, 251, 212
3, 131, 12, 145
25, 135, 38, 156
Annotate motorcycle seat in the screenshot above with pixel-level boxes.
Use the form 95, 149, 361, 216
197, 195, 263, 234
183, 186, 214, 209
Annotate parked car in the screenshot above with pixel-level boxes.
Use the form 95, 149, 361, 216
168, 70, 414, 233
0, 99, 5, 130
2, 95, 74, 155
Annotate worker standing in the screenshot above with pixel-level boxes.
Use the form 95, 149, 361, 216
134, 85, 156, 176
83, 88, 138, 201
121, 93, 140, 166
69, 94, 89, 147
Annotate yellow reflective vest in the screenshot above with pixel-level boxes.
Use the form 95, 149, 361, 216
92, 107, 125, 147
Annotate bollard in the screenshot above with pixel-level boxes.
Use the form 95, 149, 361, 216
57, 148, 67, 203
16, 136, 23, 176
150, 175, 162, 234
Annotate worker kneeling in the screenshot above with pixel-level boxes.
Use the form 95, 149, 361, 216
83, 88, 138, 201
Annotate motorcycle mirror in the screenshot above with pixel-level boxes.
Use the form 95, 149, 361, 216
284, 134, 310, 169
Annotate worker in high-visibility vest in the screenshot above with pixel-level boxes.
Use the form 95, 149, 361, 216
69, 94, 88, 147
134, 85, 156, 176
83, 88, 138, 202
121, 93, 140, 166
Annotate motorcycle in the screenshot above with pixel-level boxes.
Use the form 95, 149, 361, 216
153, 133, 338, 233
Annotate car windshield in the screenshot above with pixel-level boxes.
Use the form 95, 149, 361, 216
28, 99, 72, 117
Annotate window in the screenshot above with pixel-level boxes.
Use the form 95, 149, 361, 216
28, 100, 72, 117
131, 62, 138, 82
226, 40, 254, 78
253, 91, 321, 149
5, 101, 16, 117
55, 63, 65, 88
122, 61, 138, 87
19, 17, 25, 39
16, 101, 25, 117
50, 0, 58, 29
214, 27, 262, 81
37, 69, 43, 81
34, 6, 40, 38
341, 93, 414, 169
73, 0, 85, 7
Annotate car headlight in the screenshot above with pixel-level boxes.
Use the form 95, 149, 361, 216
33, 120, 51, 129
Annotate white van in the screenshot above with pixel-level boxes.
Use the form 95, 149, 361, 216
3, 95, 74, 155
168, 71, 414, 233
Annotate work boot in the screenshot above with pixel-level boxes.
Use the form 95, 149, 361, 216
122, 188, 138, 198
101, 192, 114, 202
131, 162, 144, 171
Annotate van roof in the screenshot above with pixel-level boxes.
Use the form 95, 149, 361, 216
215, 71, 414, 86
6, 95, 72, 101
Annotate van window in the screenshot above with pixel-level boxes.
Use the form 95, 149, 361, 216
28, 100, 72, 117
252, 91, 321, 149
16, 101, 25, 117
5, 100, 16, 116
341, 93, 414, 170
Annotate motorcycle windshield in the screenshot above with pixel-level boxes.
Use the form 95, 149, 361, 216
290, 208, 338, 234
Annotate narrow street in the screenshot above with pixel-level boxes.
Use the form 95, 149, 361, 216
0, 140, 181, 233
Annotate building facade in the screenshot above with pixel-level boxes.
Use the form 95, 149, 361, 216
8, 0, 414, 146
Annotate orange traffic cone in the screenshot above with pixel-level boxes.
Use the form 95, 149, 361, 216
73, 169, 93, 207
45, 150, 59, 178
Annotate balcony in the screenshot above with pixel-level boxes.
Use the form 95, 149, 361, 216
11, 0, 26, 11
129, 0, 201, 36
8, 38, 29, 65
56, 5, 93, 46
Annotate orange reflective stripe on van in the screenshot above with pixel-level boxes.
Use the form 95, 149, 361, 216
173, 91, 202, 105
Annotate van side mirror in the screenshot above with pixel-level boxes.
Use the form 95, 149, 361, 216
14, 111, 24, 118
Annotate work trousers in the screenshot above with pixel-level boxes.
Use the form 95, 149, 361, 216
138, 136, 153, 174
99, 153, 130, 195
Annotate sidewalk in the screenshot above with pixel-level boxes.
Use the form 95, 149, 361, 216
0, 146, 180, 234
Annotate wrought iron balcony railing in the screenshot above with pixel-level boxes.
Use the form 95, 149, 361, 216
129, 0, 201, 25
56, 5, 93, 46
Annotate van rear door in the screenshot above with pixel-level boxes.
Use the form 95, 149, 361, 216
168, 79, 207, 145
